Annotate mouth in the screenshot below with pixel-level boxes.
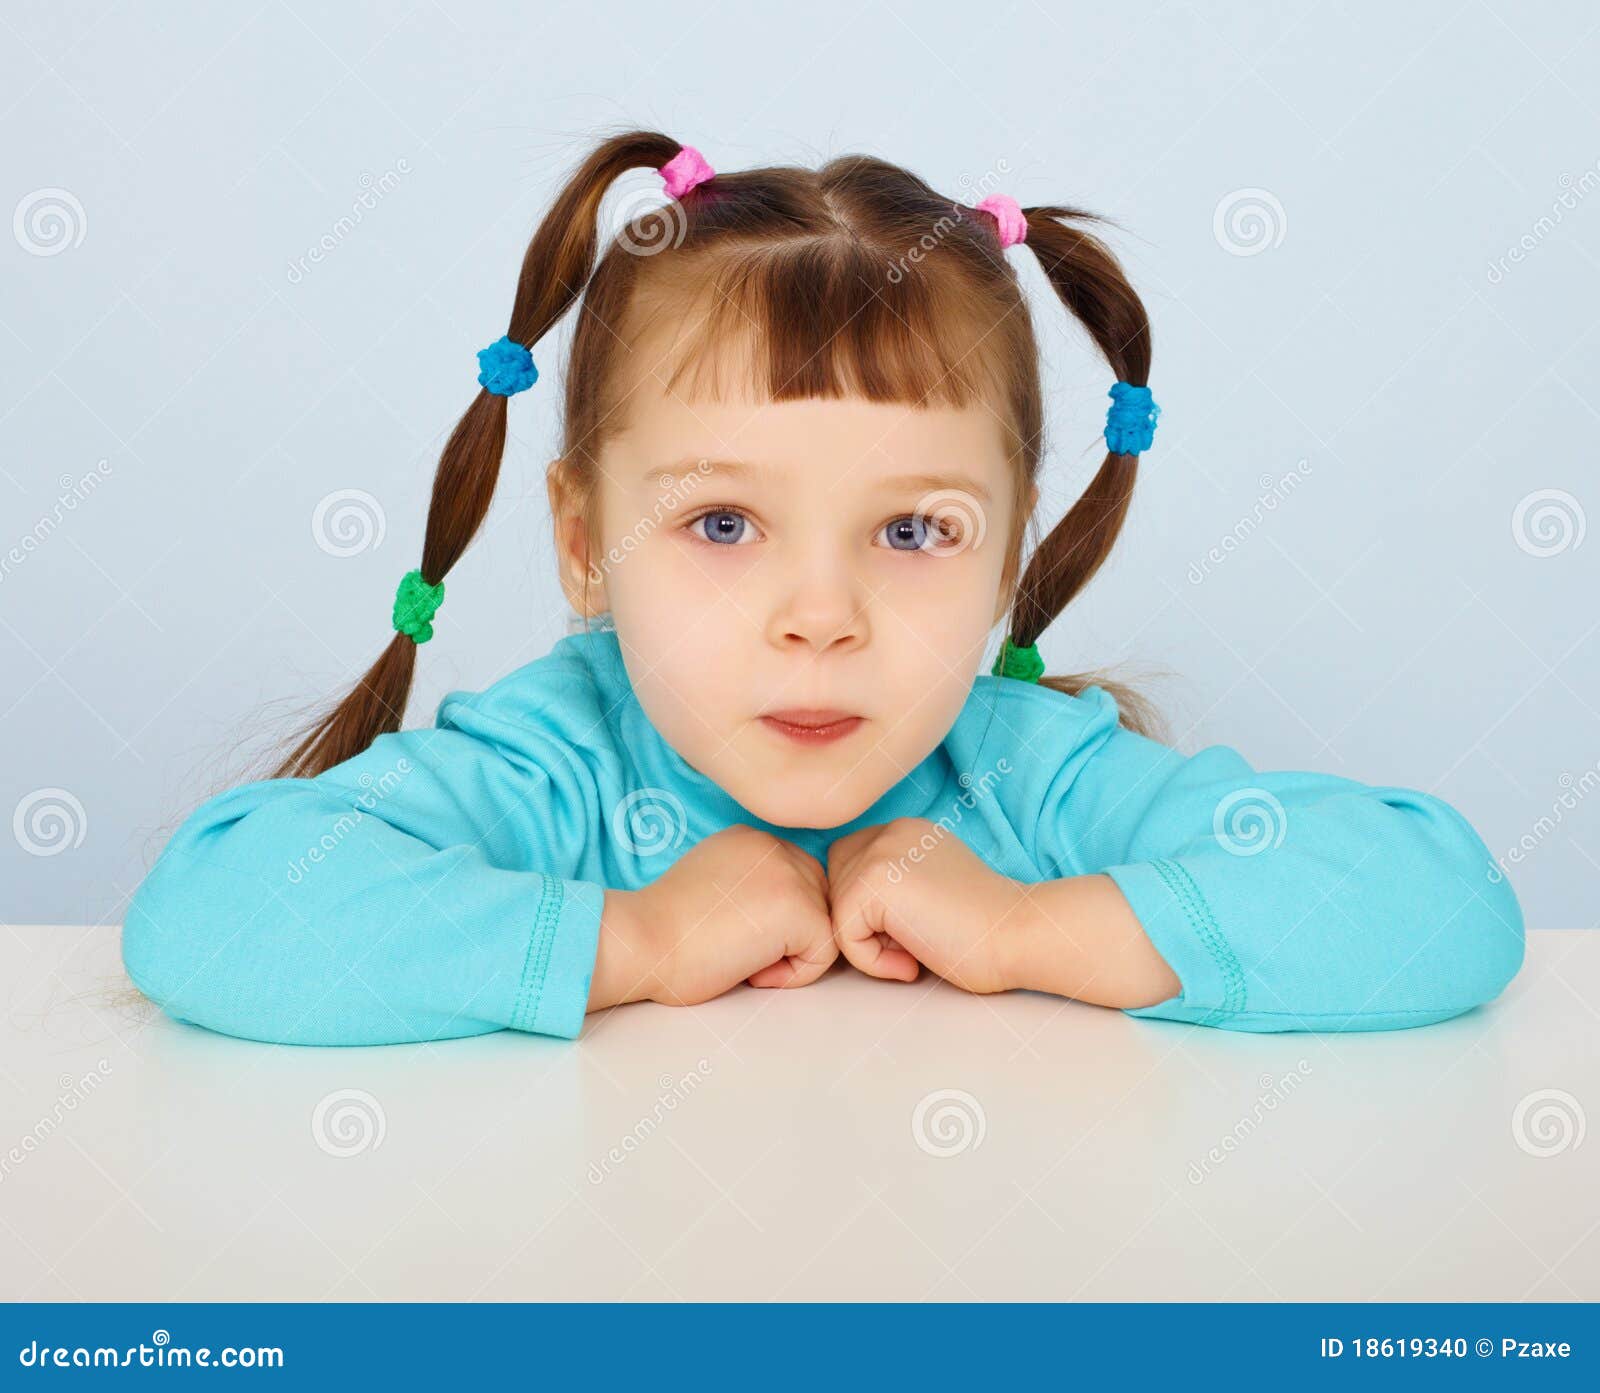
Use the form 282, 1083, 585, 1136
758, 708, 865, 746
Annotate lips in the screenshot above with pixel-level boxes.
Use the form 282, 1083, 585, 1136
760, 708, 859, 729
758, 708, 865, 745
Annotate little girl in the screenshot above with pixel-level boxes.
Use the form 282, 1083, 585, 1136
121, 132, 1524, 1046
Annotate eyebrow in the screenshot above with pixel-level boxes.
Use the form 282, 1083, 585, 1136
645, 458, 993, 505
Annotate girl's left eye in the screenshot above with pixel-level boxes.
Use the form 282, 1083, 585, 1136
881, 513, 963, 553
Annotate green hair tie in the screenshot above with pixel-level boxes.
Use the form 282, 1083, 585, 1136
392, 568, 445, 644
992, 635, 1044, 683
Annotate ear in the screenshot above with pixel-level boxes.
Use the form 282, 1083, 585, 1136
546, 459, 606, 615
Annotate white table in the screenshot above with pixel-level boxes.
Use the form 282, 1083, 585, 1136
2, 925, 1595, 1302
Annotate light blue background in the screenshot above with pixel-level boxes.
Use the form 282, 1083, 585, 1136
3, 0, 1596, 930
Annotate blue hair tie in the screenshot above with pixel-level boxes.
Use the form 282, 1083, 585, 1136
476, 335, 539, 396
1104, 381, 1160, 455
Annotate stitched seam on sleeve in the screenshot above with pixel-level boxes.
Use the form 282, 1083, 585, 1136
512, 873, 564, 1032
1150, 857, 1247, 1020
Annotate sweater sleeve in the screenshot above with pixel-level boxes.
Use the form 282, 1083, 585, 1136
1029, 687, 1525, 1033
120, 714, 607, 1047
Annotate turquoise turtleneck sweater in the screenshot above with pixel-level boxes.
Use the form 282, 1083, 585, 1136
121, 627, 1524, 1044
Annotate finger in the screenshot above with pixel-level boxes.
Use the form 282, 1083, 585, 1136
831, 878, 920, 983
748, 920, 839, 989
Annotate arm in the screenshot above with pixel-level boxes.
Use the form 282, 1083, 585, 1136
1026, 688, 1526, 1032
1000, 873, 1180, 1009
122, 717, 610, 1046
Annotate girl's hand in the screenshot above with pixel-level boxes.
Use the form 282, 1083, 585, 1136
825, 818, 1030, 994
592, 824, 838, 1010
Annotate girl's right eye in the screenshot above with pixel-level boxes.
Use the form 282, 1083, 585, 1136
686, 509, 762, 546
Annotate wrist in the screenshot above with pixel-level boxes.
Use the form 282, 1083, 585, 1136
1004, 873, 1181, 1008
999, 877, 1053, 995
587, 889, 658, 1011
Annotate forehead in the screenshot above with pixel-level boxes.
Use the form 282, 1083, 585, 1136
600, 288, 1015, 487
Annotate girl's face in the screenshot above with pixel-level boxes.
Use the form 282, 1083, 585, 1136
552, 336, 1033, 830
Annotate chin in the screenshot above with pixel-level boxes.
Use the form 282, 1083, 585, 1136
737, 780, 873, 832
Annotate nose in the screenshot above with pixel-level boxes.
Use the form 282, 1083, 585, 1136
765, 546, 869, 657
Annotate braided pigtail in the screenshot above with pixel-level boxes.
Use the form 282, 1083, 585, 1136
271, 130, 686, 778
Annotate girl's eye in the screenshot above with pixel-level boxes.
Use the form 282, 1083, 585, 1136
688, 509, 760, 546
882, 513, 963, 553
683, 509, 963, 552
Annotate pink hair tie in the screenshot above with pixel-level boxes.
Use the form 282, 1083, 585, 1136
974, 193, 1028, 248
659, 145, 715, 199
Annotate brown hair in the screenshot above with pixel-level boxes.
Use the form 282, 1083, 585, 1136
272, 128, 1166, 780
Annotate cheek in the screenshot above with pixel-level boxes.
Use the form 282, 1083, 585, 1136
627, 637, 744, 748
880, 550, 1006, 631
